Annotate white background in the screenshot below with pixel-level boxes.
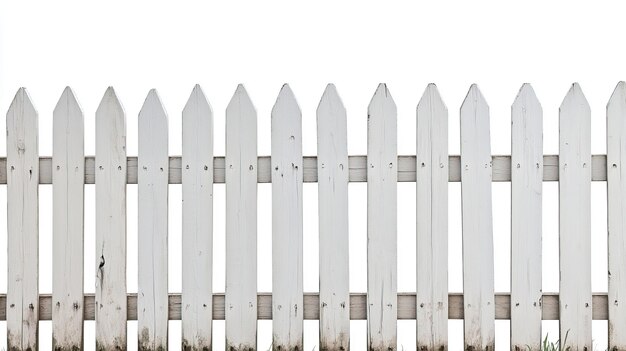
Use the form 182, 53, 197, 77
1, 0, 625, 349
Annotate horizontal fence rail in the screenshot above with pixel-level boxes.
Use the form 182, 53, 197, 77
0, 293, 613, 320
3, 82, 626, 351
0, 154, 610, 184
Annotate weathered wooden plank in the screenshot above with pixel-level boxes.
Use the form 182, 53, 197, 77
416, 83, 448, 351
510, 84, 543, 351
0, 293, 614, 321
317, 84, 350, 351
181, 84, 214, 351
608, 81, 626, 350
225, 84, 257, 351
52, 87, 85, 351
95, 87, 127, 351
271, 84, 303, 351
0, 154, 610, 184
138, 90, 169, 351
6, 88, 39, 351
460, 84, 495, 351
559, 83, 592, 350
367, 83, 397, 351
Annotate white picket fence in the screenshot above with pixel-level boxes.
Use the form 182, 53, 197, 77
3, 82, 626, 351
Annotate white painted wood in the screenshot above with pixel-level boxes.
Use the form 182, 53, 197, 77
416, 83, 448, 351
225, 84, 257, 351
510, 84, 543, 351
181, 84, 214, 351
367, 83, 397, 351
52, 87, 85, 351
95, 87, 127, 351
138, 89, 169, 351
608, 81, 626, 350
559, 83, 592, 350
460, 84, 495, 351
271, 84, 303, 351
317, 84, 350, 351
6, 88, 39, 351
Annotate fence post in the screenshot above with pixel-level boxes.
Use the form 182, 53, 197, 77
367, 83, 398, 351
138, 89, 169, 351
95, 87, 127, 351
510, 83, 543, 351
7, 88, 39, 351
460, 84, 495, 351
52, 87, 85, 351
607, 81, 626, 350
317, 84, 350, 351
181, 84, 214, 351
559, 83, 592, 349
271, 84, 304, 351
225, 84, 257, 351
416, 83, 448, 351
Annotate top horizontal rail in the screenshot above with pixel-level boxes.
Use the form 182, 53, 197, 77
1, 154, 608, 184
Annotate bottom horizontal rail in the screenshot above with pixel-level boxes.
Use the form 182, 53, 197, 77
0, 293, 609, 321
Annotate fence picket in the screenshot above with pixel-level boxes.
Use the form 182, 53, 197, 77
559, 83, 592, 350
225, 84, 257, 351
181, 85, 214, 351
271, 84, 304, 351
608, 81, 626, 349
317, 84, 350, 351
416, 83, 448, 351
510, 84, 543, 351
95, 87, 127, 351
138, 90, 169, 351
52, 87, 85, 351
460, 84, 495, 351
6, 88, 39, 351
367, 83, 398, 351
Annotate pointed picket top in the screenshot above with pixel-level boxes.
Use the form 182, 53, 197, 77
7, 87, 38, 126
272, 83, 301, 118
139, 89, 168, 124
97, 87, 125, 118
368, 83, 396, 118
461, 84, 489, 114
608, 81, 626, 109
417, 83, 447, 114
317, 83, 346, 117
54, 87, 83, 122
513, 83, 541, 110
183, 84, 213, 119
227, 84, 256, 118
560, 82, 590, 114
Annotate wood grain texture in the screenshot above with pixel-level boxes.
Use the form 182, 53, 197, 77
0, 154, 610, 184
416, 84, 448, 351
460, 84, 495, 351
225, 84, 257, 351
6, 88, 39, 351
52, 87, 85, 351
608, 81, 626, 350
138, 90, 169, 351
95, 87, 127, 351
0, 292, 613, 321
181, 84, 214, 351
510, 84, 543, 351
559, 83, 592, 350
271, 84, 303, 351
317, 84, 350, 351
367, 83, 397, 351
